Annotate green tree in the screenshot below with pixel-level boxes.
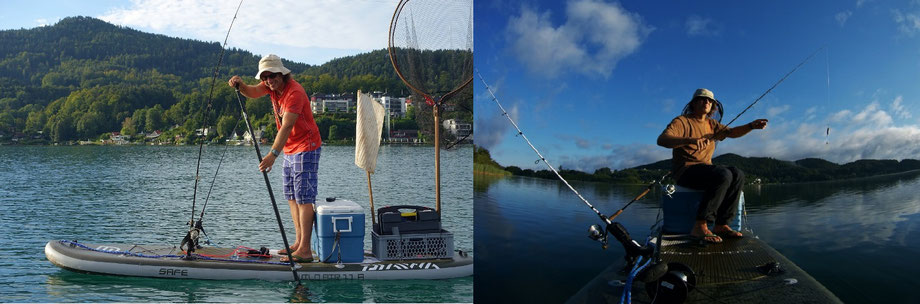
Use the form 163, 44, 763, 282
263, 121, 277, 141
216, 115, 236, 138
328, 124, 339, 140
76, 111, 103, 139
120, 117, 136, 136
145, 104, 164, 132
24, 111, 47, 133
50, 114, 75, 142
0, 112, 14, 132
130, 108, 147, 134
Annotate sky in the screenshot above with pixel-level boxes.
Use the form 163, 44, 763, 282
475, 0, 920, 172
0, 0, 401, 65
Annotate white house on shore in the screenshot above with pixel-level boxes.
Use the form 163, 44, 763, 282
442, 119, 472, 138
377, 96, 408, 118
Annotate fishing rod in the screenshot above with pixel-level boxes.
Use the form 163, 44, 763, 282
183, 0, 245, 257
475, 69, 612, 225
234, 84, 301, 283
724, 46, 826, 126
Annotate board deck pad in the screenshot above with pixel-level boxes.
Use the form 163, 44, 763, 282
567, 235, 842, 304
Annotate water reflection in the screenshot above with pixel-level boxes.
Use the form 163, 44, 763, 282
746, 171, 920, 251
473, 172, 505, 193
4, 145, 472, 303
474, 170, 920, 303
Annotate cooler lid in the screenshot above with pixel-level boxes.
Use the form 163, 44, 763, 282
316, 197, 363, 214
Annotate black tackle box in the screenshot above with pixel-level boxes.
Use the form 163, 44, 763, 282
375, 205, 442, 235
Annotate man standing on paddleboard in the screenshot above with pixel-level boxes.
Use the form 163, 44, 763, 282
229, 54, 322, 263
657, 88, 768, 244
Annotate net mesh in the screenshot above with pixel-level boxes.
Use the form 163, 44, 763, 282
388, 0, 473, 104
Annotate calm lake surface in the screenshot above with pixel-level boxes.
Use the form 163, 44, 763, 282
474, 171, 920, 303
0, 145, 472, 303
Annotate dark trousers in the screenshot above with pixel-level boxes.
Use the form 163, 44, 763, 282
676, 164, 744, 225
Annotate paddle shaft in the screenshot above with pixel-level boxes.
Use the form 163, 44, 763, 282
234, 87, 301, 283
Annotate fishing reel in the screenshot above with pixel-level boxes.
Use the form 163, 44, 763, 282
588, 224, 608, 248
180, 220, 205, 255
644, 262, 697, 304
587, 222, 655, 262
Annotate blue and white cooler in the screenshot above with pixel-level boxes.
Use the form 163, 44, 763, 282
661, 186, 744, 234
313, 198, 365, 263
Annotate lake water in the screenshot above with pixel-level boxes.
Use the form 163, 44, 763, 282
474, 171, 920, 303
0, 144, 472, 303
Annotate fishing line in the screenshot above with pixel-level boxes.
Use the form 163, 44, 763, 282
825, 47, 831, 145
724, 46, 826, 127
186, 0, 244, 253
476, 69, 613, 225
197, 115, 245, 230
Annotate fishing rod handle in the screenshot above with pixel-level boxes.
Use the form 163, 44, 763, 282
608, 209, 624, 221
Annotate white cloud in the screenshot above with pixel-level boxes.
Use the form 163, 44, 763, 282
474, 104, 518, 150
556, 134, 594, 149
559, 143, 669, 171
852, 102, 893, 126
686, 15, 719, 36
717, 101, 920, 164
892, 9, 920, 36
892, 95, 912, 119
505, 0, 652, 78
518, 100, 920, 172
830, 109, 852, 122
805, 106, 817, 115
36, 18, 58, 27
475, 76, 519, 150
98, 0, 401, 65
836, 10, 853, 27
767, 105, 791, 117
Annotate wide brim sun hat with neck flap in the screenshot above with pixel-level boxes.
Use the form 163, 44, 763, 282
254, 54, 292, 79
682, 88, 724, 123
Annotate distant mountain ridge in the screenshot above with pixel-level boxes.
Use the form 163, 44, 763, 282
0, 16, 471, 143
476, 147, 920, 184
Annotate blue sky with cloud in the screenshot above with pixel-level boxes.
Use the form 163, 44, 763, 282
475, 0, 920, 172
0, 0, 401, 65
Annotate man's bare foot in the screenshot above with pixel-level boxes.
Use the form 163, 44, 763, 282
278, 243, 299, 255
690, 222, 722, 243
713, 225, 743, 238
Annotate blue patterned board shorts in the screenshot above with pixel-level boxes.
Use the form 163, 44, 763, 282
281, 147, 321, 205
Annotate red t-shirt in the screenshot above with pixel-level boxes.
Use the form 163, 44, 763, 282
264, 78, 322, 154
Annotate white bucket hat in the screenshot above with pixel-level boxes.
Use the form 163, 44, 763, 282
254, 54, 291, 79
692, 88, 715, 100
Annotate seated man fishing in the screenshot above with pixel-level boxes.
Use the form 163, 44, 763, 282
657, 88, 768, 243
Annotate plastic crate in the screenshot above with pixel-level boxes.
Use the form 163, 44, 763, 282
371, 230, 454, 260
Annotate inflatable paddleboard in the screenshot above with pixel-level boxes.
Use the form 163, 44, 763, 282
45, 240, 472, 281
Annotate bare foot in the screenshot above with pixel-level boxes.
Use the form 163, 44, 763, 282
289, 249, 313, 261
690, 222, 722, 243
713, 225, 743, 238
278, 243, 299, 255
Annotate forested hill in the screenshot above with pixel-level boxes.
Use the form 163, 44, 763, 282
485, 149, 920, 184
0, 16, 467, 143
